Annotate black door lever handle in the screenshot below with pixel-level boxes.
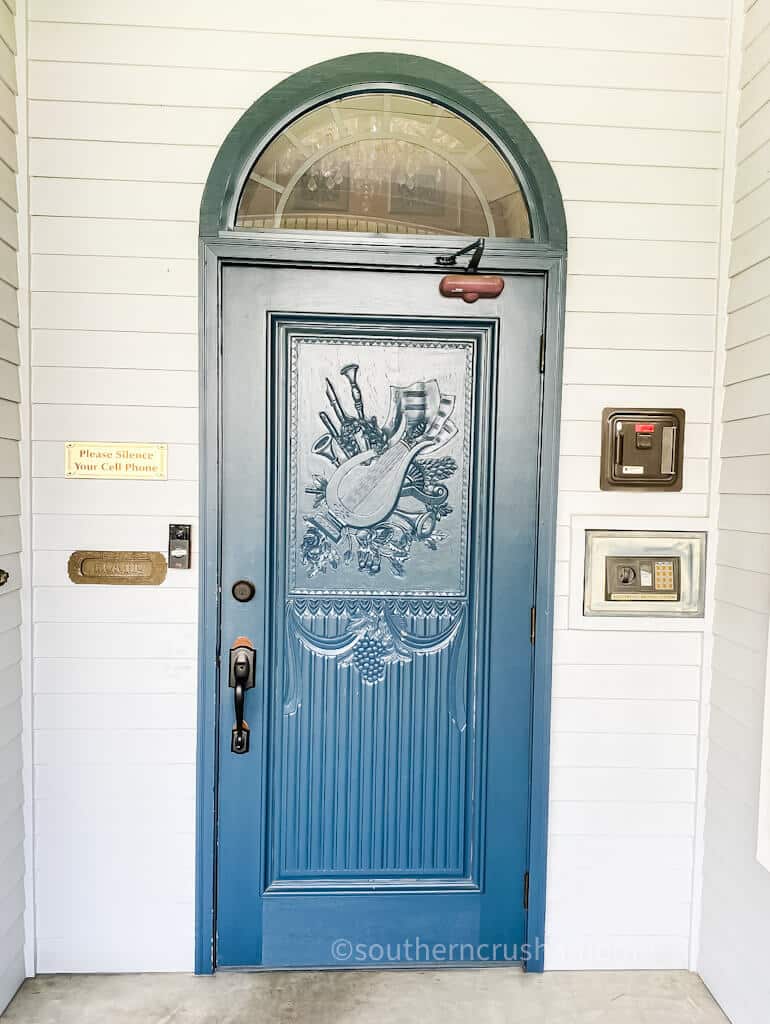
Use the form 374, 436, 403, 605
229, 637, 256, 754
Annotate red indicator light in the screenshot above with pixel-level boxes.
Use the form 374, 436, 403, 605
635, 423, 655, 433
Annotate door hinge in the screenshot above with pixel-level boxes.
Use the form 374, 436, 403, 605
530, 606, 536, 644
523, 871, 530, 910
538, 333, 546, 373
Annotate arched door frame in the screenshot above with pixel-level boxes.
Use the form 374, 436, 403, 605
197, 52, 566, 975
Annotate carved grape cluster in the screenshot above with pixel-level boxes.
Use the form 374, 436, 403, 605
341, 610, 401, 686
351, 632, 391, 686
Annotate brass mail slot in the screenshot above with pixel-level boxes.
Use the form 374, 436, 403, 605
68, 550, 167, 586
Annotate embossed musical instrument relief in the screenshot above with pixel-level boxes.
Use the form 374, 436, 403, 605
282, 324, 480, 706
301, 366, 459, 579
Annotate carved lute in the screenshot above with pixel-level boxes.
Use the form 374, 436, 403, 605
325, 382, 457, 530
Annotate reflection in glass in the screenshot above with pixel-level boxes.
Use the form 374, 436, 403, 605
236, 93, 531, 238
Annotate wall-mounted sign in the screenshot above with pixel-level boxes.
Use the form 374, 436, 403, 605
68, 551, 167, 586
65, 442, 168, 480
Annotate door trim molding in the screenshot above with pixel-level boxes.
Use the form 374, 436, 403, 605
197, 53, 566, 975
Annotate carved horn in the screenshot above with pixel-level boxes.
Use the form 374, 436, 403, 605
340, 363, 365, 420
340, 363, 359, 388
340, 363, 369, 448
389, 508, 437, 540
311, 434, 340, 466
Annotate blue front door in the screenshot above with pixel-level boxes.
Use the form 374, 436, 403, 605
215, 263, 545, 968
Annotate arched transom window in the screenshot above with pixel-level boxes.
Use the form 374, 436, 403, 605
235, 92, 531, 238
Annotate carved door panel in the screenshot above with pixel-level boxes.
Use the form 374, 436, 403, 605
216, 264, 545, 968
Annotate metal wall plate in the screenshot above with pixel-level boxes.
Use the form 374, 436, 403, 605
583, 530, 706, 617
68, 550, 168, 586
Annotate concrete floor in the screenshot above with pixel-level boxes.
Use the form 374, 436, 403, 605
2, 970, 729, 1024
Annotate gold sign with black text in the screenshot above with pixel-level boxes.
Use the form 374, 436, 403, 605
65, 442, 168, 480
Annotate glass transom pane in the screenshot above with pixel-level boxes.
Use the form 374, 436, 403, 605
235, 93, 531, 238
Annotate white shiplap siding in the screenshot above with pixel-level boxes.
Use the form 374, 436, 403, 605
26, 0, 729, 971
698, 2, 770, 1020
0, 0, 22, 1013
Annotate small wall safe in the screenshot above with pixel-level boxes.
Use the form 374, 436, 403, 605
600, 408, 685, 491
584, 530, 705, 618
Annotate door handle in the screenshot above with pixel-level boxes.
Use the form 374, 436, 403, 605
229, 637, 256, 754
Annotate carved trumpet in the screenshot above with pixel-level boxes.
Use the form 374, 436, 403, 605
340, 363, 365, 420
340, 363, 370, 450
311, 433, 340, 466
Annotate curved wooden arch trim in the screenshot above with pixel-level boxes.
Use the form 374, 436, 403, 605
199, 51, 567, 248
